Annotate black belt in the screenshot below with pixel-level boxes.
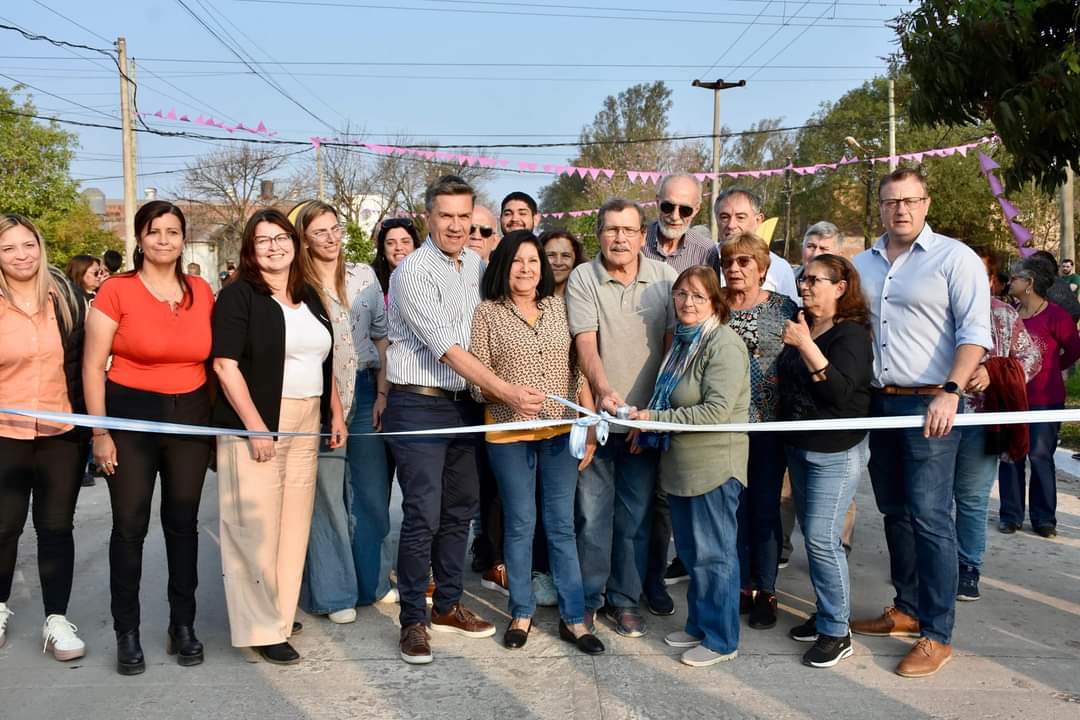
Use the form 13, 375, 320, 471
390, 383, 469, 401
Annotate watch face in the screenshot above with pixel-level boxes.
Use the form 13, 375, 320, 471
944, 381, 960, 394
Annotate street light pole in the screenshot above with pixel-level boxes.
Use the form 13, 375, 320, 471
692, 79, 746, 242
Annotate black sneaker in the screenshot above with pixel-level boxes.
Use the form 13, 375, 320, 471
644, 586, 676, 616
802, 633, 853, 668
777, 556, 790, 570
1034, 525, 1057, 538
957, 564, 980, 602
662, 557, 689, 586
748, 592, 777, 630
789, 613, 818, 642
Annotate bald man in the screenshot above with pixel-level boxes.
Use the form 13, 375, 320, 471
468, 206, 499, 263
642, 174, 713, 272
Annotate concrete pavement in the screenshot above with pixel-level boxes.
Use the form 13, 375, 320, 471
1, 458, 1078, 719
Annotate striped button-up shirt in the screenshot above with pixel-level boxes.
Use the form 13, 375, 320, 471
642, 222, 715, 272
386, 237, 483, 391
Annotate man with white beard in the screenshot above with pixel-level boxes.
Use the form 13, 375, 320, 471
642, 174, 713, 272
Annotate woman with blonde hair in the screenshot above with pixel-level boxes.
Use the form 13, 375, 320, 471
0, 214, 88, 662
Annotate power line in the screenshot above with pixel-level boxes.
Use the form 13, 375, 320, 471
746, 3, 840, 80
28, 0, 110, 43
726, 0, 815, 77
234, 0, 887, 28
696, 0, 776, 79
2, 75, 119, 120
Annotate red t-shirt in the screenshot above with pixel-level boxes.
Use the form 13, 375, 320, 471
93, 273, 214, 394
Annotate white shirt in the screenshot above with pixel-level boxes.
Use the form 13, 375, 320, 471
853, 224, 992, 388
275, 298, 332, 398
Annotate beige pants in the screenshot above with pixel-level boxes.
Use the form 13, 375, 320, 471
217, 397, 320, 647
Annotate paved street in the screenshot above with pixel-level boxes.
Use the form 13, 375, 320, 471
2, 453, 1079, 720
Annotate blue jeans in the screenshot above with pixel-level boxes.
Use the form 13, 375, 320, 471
953, 425, 998, 569
867, 393, 960, 644
345, 369, 393, 605
786, 439, 867, 638
998, 402, 1061, 529
487, 434, 585, 623
575, 433, 658, 610
299, 440, 357, 614
737, 432, 786, 594
669, 479, 742, 655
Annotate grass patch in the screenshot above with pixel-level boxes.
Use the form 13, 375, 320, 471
1059, 370, 1080, 450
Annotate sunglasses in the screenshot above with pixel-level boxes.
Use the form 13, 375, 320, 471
719, 255, 755, 269
470, 225, 494, 239
381, 217, 414, 230
659, 201, 695, 219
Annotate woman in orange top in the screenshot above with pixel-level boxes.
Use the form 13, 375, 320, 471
83, 201, 215, 676
0, 215, 88, 662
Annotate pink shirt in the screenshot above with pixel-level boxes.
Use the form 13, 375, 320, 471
0, 294, 73, 439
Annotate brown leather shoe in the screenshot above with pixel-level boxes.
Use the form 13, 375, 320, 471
851, 606, 920, 637
430, 603, 496, 639
480, 563, 510, 596
896, 637, 952, 677
399, 623, 432, 665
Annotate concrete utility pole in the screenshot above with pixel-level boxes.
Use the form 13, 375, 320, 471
1062, 165, 1075, 263
845, 136, 875, 249
888, 79, 897, 171
316, 143, 326, 201
691, 78, 746, 242
782, 157, 793, 261
117, 37, 137, 266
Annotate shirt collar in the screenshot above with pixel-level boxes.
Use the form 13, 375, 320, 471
592, 252, 655, 284
422, 236, 468, 266
647, 222, 685, 257
870, 222, 936, 258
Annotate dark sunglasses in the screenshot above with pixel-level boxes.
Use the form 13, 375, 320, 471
381, 217, 414, 230
470, 225, 494, 239
659, 201, 695, 219
719, 255, 755, 269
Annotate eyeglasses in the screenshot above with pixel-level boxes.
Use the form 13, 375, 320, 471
798, 274, 839, 287
309, 224, 345, 243
659, 201, 695, 219
600, 226, 642, 240
254, 233, 292, 249
719, 255, 755, 269
470, 224, 494, 239
673, 289, 710, 305
879, 196, 928, 210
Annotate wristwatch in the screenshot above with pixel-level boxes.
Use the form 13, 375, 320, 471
942, 381, 962, 396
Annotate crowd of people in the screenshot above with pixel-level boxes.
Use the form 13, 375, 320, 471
0, 165, 1074, 680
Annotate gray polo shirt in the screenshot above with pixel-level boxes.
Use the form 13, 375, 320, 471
566, 253, 677, 429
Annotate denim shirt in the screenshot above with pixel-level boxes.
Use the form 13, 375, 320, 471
347, 263, 387, 370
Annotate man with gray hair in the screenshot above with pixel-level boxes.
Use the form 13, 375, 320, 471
642, 174, 713, 271
705, 188, 799, 302
384, 174, 545, 665
799, 221, 841, 271
566, 197, 677, 638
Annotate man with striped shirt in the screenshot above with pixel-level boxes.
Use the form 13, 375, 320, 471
383, 175, 545, 666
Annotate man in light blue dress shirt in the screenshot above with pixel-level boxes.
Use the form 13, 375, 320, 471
850, 167, 992, 678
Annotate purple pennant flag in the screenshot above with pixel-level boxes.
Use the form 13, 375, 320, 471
977, 151, 999, 175
179, 115, 189, 122
988, 174, 1004, 197
1019, 246, 1037, 257
998, 196, 1020, 221
1010, 222, 1033, 244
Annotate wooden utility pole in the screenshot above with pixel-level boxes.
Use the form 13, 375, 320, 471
1062, 165, 1075, 263
888, 79, 897, 171
782, 157, 793, 260
117, 37, 137, 266
691, 78, 746, 242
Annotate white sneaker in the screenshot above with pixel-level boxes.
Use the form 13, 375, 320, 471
532, 572, 558, 607
680, 645, 737, 667
43, 614, 85, 661
0, 603, 12, 649
328, 608, 357, 624
375, 587, 399, 604
664, 630, 702, 648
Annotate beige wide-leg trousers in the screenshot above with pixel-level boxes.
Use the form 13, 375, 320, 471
217, 397, 320, 647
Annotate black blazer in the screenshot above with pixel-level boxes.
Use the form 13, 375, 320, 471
211, 277, 334, 433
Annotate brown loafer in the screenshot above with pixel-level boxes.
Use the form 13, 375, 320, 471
400, 623, 433, 665
851, 606, 920, 638
896, 637, 952, 678
430, 603, 496, 639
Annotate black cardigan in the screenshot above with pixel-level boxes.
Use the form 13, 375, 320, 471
211, 277, 334, 434
777, 321, 873, 453
48, 267, 87, 416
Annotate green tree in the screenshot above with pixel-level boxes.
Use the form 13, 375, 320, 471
897, 0, 1080, 193
343, 222, 373, 264
0, 85, 118, 263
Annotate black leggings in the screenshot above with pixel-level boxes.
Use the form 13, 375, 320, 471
0, 431, 86, 616
105, 382, 212, 633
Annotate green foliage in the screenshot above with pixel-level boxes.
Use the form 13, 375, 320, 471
897, 0, 1080, 193
38, 199, 122, 270
343, 222, 373, 264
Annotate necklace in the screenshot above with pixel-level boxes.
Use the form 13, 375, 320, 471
1020, 298, 1047, 319
139, 271, 183, 310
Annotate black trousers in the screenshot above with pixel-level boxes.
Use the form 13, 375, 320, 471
472, 448, 504, 570
0, 431, 86, 616
105, 381, 212, 633
383, 391, 480, 627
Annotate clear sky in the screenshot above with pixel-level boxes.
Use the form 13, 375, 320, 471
3, 0, 907, 210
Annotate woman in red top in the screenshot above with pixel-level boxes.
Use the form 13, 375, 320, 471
0, 215, 88, 662
83, 201, 214, 676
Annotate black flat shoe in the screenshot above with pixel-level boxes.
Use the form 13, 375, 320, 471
1034, 525, 1057, 538
998, 521, 1020, 534
559, 620, 605, 655
291, 621, 303, 635
748, 592, 778, 630
116, 629, 146, 676
503, 620, 532, 649
167, 624, 204, 666
256, 641, 300, 665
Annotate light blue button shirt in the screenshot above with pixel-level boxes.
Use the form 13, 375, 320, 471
346, 263, 386, 369
853, 223, 992, 388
